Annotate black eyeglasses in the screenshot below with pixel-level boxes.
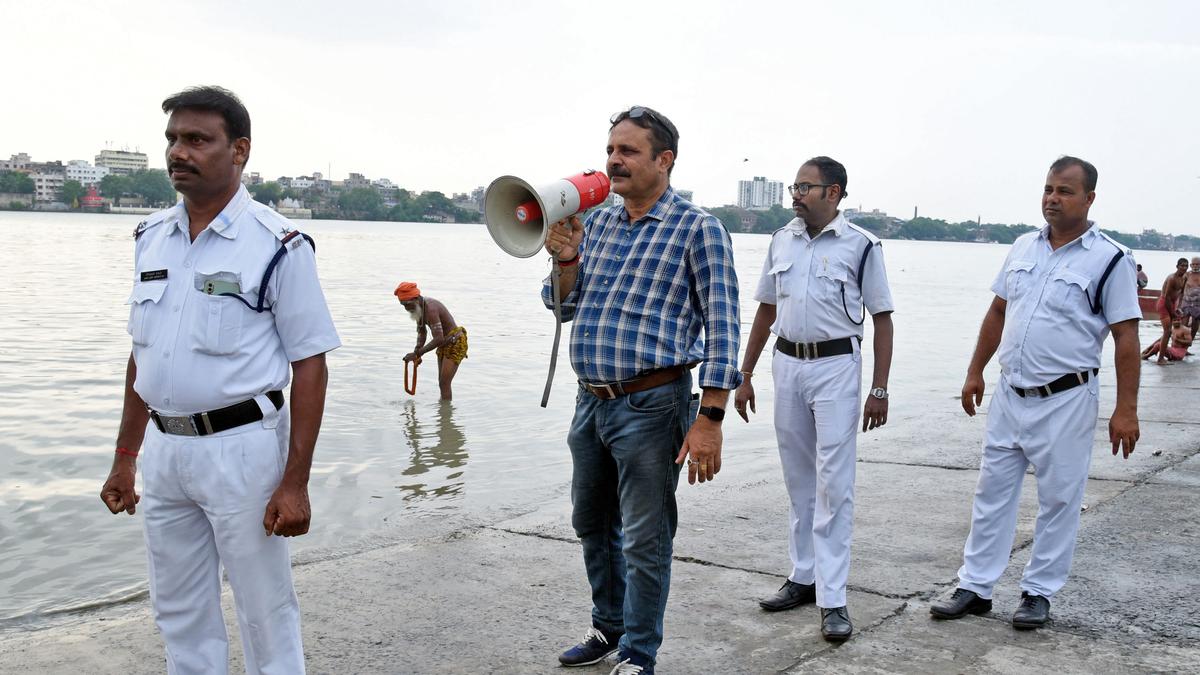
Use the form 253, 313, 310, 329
611, 106, 679, 148
788, 183, 834, 197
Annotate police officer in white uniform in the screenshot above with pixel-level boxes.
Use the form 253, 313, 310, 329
736, 156, 894, 642
931, 156, 1140, 629
101, 86, 340, 674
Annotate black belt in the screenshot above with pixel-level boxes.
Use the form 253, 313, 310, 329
775, 336, 855, 360
150, 390, 284, 436
1011, 370, 1098, 398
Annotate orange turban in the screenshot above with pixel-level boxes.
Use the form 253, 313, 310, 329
394, 282, 421, 301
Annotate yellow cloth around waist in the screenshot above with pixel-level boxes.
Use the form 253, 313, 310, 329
436, 326, 468, 363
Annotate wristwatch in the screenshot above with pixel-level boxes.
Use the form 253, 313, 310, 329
698, 405, 725, 422
870, 387, 888, 400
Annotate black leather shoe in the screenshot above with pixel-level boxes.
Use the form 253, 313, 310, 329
758, 579, 816, 612
820, 606, 853, 642
930, 588, 992, 620
1012, 592, 1050, 630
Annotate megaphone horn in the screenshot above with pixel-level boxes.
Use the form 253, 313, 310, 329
484, 170, 611, 258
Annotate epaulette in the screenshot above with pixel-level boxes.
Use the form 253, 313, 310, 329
132, 210, 171, 240
1097, 230, 1132, 256
253, 206, 310, 251
772, 219, 800, 238
846, 222, 882, 245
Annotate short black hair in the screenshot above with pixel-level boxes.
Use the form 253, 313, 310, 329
610, 106, 679, 176
162, 86, 251, 142
1049, 155, 1097, 192
803, 156, 848, 201
1178, 258, 1189, 266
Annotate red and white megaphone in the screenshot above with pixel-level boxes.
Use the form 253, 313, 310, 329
484, 170, 610, 258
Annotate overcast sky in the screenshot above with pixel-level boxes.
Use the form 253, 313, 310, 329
5, 1, 1198, 234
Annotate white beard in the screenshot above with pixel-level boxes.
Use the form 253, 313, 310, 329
407, 305, 423, 324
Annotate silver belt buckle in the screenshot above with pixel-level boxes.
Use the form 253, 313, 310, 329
161, 414, 200, 436
803, 342, 817, 359
589, 382, 618, 399
1025, 388, 1039, 398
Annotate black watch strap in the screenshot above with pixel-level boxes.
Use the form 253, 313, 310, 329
698, 405, 725, 422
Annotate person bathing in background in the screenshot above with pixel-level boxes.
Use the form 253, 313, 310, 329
1142, 320, 1192, 362
395, 282, 466, 400
1177, 257, 1200, 341
1155, 258, 1188, 364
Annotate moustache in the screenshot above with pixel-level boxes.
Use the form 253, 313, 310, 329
608, 168, 631, 179
169, 162, 198, 174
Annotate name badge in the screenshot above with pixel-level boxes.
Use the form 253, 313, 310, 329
141, 269, 168, 282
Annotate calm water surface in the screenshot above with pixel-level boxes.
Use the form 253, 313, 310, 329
0, 212, 1177, 627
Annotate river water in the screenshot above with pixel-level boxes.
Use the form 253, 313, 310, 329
0, 211, 1180, 628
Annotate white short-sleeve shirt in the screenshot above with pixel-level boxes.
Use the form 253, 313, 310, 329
127, 185, 341, 414
992, 222, 1140, 388
753, 213, 894, 342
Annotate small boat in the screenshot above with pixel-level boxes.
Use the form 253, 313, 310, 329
1139, 288, 1161, 321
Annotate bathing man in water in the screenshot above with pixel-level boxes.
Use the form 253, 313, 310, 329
395, 281, 466, 400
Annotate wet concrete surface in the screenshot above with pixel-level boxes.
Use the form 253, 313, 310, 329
1, 370, 1198, 673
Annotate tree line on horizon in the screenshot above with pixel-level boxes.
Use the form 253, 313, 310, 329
703, 203, 1198, 252
2, 169, 1195, 251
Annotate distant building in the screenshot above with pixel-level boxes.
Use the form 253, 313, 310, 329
844, 207, 889, 221
288, 175, 317, 191
1, 153, 32, 172
344, 173, 371, 190
241, 172, 263, 186
737, 176, 784, 210
33, 171, 65, 204
95, 149, 148, 175
373, 178, 399, 205
65, 160, 110, 186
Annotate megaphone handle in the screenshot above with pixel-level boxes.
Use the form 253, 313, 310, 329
541, 261, 563, 408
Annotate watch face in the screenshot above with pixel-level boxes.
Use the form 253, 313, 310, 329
871, 388, 888, 399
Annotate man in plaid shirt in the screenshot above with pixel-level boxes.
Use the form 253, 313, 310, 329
542, 106, 741, 675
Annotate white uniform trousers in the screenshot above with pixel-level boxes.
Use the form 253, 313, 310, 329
772, 346, 861, 608
140, 411, 305, 675
957, 374, 1098, 599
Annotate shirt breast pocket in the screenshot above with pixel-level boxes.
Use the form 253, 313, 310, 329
769, 261, 793, 299
1047, 269, 1092, 314
815, 265, 849, 297
126, 282, 166, 347
1005, 260, 1037, 300
191, 294, 245, 356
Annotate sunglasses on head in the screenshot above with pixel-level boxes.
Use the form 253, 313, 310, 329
611, 106, 678, 146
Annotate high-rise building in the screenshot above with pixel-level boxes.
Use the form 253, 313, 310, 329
737, 176, 784, 210
95, 149, 148, 175
65, 160, 110, 186
33, 171, 65, 204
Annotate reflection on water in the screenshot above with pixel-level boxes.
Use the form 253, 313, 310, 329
396, 400, 468, 502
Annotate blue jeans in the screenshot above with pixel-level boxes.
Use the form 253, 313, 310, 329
568, 373, 697, 667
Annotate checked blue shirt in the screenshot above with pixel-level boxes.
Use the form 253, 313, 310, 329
541, 188, 742, 391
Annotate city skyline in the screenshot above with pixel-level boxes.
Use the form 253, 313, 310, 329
5, 1, 1197, 233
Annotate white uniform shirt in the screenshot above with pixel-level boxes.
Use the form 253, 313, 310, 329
992, 222, 1139, 388
127, 185, 341, 414
753, 213, 894, 342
